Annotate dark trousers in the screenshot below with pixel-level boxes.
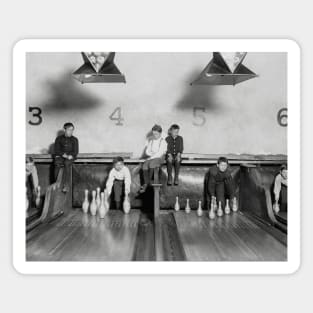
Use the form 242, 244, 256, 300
279, 185, 287, 211
166, 153, 181, 181
142, 157, 164, 185
54, 157, 73, 188
112, 179, 125, 209
26, 176, 34, 208
210, 180, 234, 208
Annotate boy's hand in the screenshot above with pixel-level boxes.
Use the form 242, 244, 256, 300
68, 155, 73, 160
62, 153, 68, 158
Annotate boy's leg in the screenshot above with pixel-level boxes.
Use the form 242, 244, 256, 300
174, 154, 181, 185
113, 180, 123, 210
280, 185, 287, 211
224, 177, 235, 201
140, 160, 151, 193
54, 157, 64, 181
62, 159, 73, 192
166, 154, 174, 185
216, 183, 225, 208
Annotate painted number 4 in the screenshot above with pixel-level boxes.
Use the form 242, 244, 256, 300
109, 107, 124, 126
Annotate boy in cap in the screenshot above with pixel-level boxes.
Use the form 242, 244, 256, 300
54, 122, 79, 193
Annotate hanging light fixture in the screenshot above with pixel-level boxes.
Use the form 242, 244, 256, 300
73, 52, 126, 84
191, 52, 258, 86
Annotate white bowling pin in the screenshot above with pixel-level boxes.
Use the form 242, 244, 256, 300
225, 199, 231, 214
98, 192, 106, 218
90, 190, 97, 216
213, 196, 218, 212
82, 189, 89, 213
104, 189, 110, 212
123, 195, 131, 214
174, 196, 180, 211
209, 200, 215, 219
197, 200, 203, 217
185, 198, 191, 214
217, 201, 223, 217
26, 193, 29, 212
232, 197, 238, 212
96, 187, 101, 209
35, 186, 41, 208
273, 203, 280, 213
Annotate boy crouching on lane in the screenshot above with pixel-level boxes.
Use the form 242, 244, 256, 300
106, 157, 131, 210
207, 156, 235, 208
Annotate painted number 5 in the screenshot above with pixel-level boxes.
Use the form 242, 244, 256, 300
193, 107, 206, 126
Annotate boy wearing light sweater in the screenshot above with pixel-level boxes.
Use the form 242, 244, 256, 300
106, 157, 131, 210
139, 124, 167, 193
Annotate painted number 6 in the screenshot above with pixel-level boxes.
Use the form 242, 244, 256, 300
277, 108, 287, 127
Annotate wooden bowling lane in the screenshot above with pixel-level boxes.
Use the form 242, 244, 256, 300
174, 211, 287, 261
27, 209, 140, 261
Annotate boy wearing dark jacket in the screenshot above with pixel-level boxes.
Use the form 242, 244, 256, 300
54, 122, 79, 193
207, 157, 235, 208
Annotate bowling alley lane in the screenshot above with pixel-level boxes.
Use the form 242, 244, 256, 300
27, 210, 140, 261
173, 211, 287, 261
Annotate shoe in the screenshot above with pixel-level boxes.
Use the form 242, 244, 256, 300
174, 178, 179, 185
139, 184, 148, 194
62, 186, 69, 193
167, 179, 173, 186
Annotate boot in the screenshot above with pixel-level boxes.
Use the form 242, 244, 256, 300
139, 170, 150, 193
167, 161, 173, 185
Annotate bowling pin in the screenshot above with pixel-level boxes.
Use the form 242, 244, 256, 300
197, 200, 203, 217
35, 186, 41, 208
225, 199, 231, 214
98, 192, 106, 218
185, 198, 191, 214
104, 189, 110, 212
123, 195, 131, 214
209, 200, 215, 219
217, 201, 223, 217
26, 193, 29, 212
96, 187, 101, 209
232, 197, 238, 212
174, 196, 180, 211
82, 189, 89, 214
273, 202, 280, 214
90, 190, 97, 216
213, 196, 218, 212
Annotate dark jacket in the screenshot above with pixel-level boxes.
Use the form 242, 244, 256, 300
208, 165, 234, 196
166, 135, 184, 155
54, 135, 79, 159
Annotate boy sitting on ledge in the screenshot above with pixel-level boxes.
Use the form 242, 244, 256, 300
166, 124, 184, 186
139, 124, 167, 193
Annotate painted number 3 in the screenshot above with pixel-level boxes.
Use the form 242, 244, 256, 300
28, 107, 43, 126
277, 108, 287, 127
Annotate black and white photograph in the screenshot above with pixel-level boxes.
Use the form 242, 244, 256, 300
13, 39, 300, 274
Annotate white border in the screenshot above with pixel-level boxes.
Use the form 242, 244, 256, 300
13, 39, 300, 275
